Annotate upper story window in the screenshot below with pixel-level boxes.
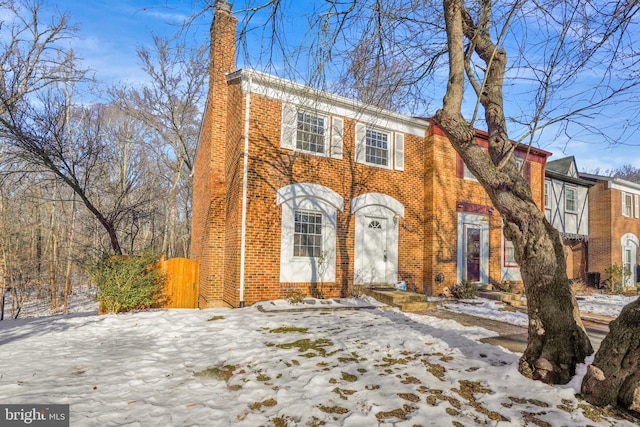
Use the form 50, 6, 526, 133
565, 186, 577, 213
293, 210, 323, 257
365, 129, 389, 166
296, 112, 325, 153
281, 103, 341, 158
544, 180, 551, 209
622, 192, 633, 217
355, 123, 404, 171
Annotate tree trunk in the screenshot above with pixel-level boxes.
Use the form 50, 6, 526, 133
582, 298, 640, 413
438, 0, 592, 384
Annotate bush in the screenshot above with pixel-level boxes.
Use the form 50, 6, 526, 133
87, 252, 166, 314
450, 280, 479, 299
603, 264, 624, 294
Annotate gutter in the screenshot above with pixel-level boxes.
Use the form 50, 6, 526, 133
239, 76, 251, 308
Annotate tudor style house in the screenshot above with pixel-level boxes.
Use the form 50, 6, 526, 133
544, 156, 593, 280
580, 173, 640, 288
191, 0, 550, 308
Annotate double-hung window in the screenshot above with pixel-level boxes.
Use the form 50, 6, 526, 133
354, 123, 403, 170
565, 186, 576, 213
293, 210, 323, 258
365, 129, 389, 166
296, 112, 325, 154
504, 239, 518, 267
623, 192, 633, 217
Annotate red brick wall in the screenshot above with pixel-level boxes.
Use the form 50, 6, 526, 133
191, 6, 237, 308
588, 181, 613, 276
588, 182, 640, 278
228, 95, 427, 305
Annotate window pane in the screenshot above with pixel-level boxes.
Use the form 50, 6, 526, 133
365, 129, 389, 166
296, 112, 325, 153
293, 209, 323, 258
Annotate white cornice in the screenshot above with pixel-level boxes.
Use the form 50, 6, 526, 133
227, 69, 430, 137
609, 178, 640, 194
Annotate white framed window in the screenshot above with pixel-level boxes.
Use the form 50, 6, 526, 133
635, 195, 640, 219
504, 239, 519, 267
623, 192, 633, 217
293, 210, 323, 257
276, 183, 343, 283
544, 180, 551, 209
354, 123, 403, 170
565, 186, 577, 213
463, 162, 478, 181
281, 103, 337, 157
296, 112, 326, 153
365, 128, 389, 166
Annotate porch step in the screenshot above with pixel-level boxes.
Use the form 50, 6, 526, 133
478, 291, 527, 307
363, 287, 438, 312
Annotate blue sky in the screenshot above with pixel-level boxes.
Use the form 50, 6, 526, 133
48, 0, 640, 173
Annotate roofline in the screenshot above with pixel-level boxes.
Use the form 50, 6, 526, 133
420, 118, 552, 158
579, 173, 640, 191
545, 169, 595, 187
227, 69, 431, 134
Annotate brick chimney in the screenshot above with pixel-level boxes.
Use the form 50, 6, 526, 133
192, 0, 237, 307
210, 0, 236, 90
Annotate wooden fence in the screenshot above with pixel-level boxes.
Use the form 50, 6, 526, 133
159, 256, 199, 309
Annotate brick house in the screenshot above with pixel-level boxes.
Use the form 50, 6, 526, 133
544, 156, 593, 280
580, 173, 640, 288
190, 0, 550, 308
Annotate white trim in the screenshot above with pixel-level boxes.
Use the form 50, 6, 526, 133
331, 116, 344, 159
277, 183, 343, 283
608, 179, 640, 194
457, 213, 489, 285
352, 193, 403, 285
351, 193, 405, 218
621, 233, 639, 287
394, 133, 404, 171
230, 69, 430, 137
276, 182, 344, 211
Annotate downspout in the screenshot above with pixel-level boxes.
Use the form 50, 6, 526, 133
239, 75, 251, 308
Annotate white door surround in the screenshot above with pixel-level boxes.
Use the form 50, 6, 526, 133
352, 193, 404, 285
457, 213, 489, 285
621, 233, 639, 287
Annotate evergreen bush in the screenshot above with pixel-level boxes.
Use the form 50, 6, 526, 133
87, 252, 166, 314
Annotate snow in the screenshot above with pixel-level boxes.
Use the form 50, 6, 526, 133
0, 288, 637, 426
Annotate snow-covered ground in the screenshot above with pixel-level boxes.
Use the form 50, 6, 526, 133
0, 288, 636, 426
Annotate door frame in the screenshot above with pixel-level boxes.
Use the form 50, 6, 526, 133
621, 233, 639, 287
352, 193, 404, 285
457, 212, 489, 285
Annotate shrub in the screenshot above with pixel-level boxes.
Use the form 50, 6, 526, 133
450, 280, 479, 299
603, 264, 623, 294
86, 252, 166, 314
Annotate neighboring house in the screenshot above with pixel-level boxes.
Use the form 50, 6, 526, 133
544, 156, 593, 280
190, 1, 550, 308
580, 172, 640, 288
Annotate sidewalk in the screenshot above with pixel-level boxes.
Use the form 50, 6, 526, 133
425, 307, 614, 353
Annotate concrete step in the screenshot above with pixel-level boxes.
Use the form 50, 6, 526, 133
399, 301, 439, 313
363, 287, 439, 312
478, 290, 527, 307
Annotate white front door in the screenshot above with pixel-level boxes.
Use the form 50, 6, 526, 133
363, 217, 387, 283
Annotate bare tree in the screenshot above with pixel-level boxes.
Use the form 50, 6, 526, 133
110, 36, 207, 258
